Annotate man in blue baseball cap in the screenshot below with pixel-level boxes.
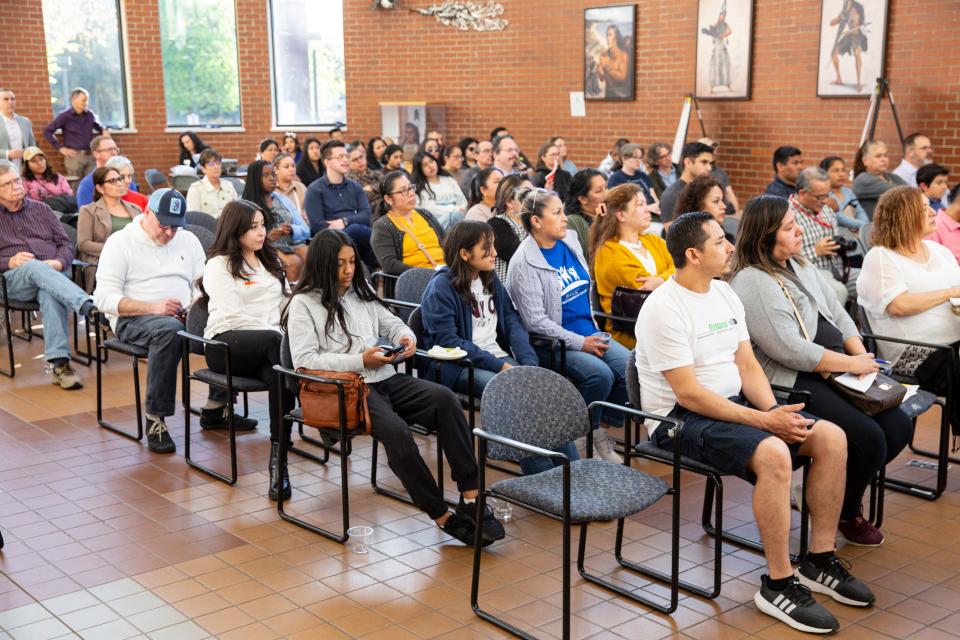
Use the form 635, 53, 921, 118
94, 188, 257, 453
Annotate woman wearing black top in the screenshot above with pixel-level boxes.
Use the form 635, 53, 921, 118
178, 132, 208, 169
296, 137, 323, 186
530, 141, 572, 201
488, 174, 532, 282
366, 136, 386, 171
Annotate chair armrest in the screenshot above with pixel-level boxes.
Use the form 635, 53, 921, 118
372, 271, 399, 297
860, 332, 954, 353
272, 364, 348, 388
381, 298, 419, 313
770, 384, 812, 406
587, 401, 682, 438
176, 330, 228, 351
473, 427, 570, 460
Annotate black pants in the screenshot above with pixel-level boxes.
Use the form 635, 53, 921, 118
368, 374, 477, 519
793, 372, 913, 520
205, 330, 294, 442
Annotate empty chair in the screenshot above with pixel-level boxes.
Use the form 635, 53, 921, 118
185, 210, 218, 234
144, 169, 169, 192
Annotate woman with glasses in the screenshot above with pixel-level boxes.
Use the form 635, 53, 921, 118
411, 150, 467, 230
77, 166, 142, 285
186, 148, 238, 219
488, 175, 532, 282
105, 156, 148, 212
372, 171, 446, 275
458, 137, 479, 170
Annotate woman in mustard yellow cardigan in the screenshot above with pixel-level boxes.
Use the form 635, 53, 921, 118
589, 183, 675, 348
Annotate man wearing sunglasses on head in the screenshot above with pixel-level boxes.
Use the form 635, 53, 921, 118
94, 188, 256, 454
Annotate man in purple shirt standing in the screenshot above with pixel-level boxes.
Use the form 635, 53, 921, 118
43, 88, 107, 179
0, 160, 95, 389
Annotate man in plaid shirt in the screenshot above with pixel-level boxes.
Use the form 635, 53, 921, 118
787, 167, 860, 305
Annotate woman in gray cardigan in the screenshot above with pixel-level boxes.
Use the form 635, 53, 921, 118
729, 195, 911, 548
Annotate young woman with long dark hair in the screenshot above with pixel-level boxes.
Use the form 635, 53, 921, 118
284, 229, 505, 546
381, 144, 405, 173
564, 168, 606, 261
411, 150, 466, 230
200, 199, 294, 500
178, 131, 208, 168
488, 174, 531, 281
296, 137, 323, 186
241, 160, 310, 280
465, 167, 502, 223
366, 136, 386, 171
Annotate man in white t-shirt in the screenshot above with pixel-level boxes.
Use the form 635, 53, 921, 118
635, 212, 874, 634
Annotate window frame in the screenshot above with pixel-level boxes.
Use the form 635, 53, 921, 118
266, 0, 346, 131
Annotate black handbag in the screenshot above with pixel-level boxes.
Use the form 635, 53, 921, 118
610, 286, 650, 333
777, 279, 905, 416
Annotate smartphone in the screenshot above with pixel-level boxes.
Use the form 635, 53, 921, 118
380, 344, 404, 357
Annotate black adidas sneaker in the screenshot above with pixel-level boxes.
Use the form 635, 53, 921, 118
754, 575, 839, 634
795, 554, 876, 607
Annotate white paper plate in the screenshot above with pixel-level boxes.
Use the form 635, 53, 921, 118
427, 346, 467, 360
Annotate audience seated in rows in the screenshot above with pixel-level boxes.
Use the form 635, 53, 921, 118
199, 199, 293, 499
820, 156, 869, 231
105, 156, 148, 212
530, 141, 572, 201
764, 145, 803, 200
346, 141, 382, 210
729, 196, 910, 547
563, 169, 606, 261
21, 146, 76, 213
852, 140, 907, 218
917, 163, 949, 212
929, 183, 960, 263
296, 137, 324, 187
285, 228, 505, 547
646, 141, 676, 197
505, 186, 626, 464
0, 87, 37, 175
589, 183, 674, 349
43, 87, 104, 178
892, 132, 934, 187
273, 152, 306, 216
178, 131, 207, 170
464, 168, 501, 223
186, 149, 237, 219
858, 186, 960, 430
660, 142, 715, 226
77, 166, 141, 282
0, 159, 94, 388
636, 211, 874, 634
790, 167, 859, 305
76, 135, 122, 207
459, 140, 493, 196
93, 188, 257, 453
372, 171, 445, 274
412, 150, 466, 230
242, 160, 309, 281
488, 174, 531, 282
302, 140, 376, 269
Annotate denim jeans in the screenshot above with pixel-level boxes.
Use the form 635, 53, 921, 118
518, 440, 580, 476
536, 338, 630, 428
2, 260, 91, 361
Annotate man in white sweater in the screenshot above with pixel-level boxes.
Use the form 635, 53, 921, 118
94, 189, 255, 453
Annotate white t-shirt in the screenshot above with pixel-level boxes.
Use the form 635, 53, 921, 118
203, 255, 285, 339
471, 277, 508, 358
856, 241, 960, 362
635, 277, 750, 433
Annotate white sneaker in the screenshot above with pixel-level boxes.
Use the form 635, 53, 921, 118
593, 428, 623, 464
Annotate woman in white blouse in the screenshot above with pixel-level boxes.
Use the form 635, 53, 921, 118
186, 148, 238, 218
857, 186, 960, 427
200, 199, 293, 500
411, 150, 467, 230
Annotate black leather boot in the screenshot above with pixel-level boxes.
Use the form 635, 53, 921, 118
268, 442, 291, 501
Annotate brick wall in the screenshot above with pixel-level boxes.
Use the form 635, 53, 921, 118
2, 0, 958, 198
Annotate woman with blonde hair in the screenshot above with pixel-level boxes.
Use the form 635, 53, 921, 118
589, 183, 674, 348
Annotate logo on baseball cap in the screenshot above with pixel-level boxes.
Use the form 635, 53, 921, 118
147, 188, 187, 227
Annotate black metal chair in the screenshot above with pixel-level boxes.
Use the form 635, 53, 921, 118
172, 175, 200, 193
95, 310, 148, 442
471, 367, 683, 640
381, 267, 434, 322
185, 225, 215, 252
177, 300, 265, 484
589, 282, 637, 334
185, 211, 218, 234
0, 273, 41, 378
223, 176, 245, 194
857, 305, 953, 503
144, 169, 169, 192
625, 349, 810, 580
371, 271, 398, 298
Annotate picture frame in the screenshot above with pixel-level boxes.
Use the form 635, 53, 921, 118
817, 0, 890, 98
694, 0, 754, 100
583, 5, 636, 101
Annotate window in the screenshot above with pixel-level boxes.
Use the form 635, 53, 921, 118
269, 0, 346, 128
158, 0, 242, 127
41, 0, 130, 129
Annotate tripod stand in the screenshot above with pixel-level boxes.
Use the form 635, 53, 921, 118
859, 77, 904, 148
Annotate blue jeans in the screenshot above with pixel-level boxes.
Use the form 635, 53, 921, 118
2, 260, 91, 361
536, 338, 630, 428
453, 356, 580, 476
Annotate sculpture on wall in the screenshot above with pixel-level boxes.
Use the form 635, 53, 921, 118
372, 1, 508, 32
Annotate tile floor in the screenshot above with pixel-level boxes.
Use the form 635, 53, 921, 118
0, 331, 959, 638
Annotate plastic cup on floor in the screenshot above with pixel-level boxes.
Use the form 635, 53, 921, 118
488, 498, 513, 522
346, 526, 373, 553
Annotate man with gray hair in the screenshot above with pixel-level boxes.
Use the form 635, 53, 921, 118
0, 159, 96, 388
788, 167, 859, 304
75, 135, 119, 207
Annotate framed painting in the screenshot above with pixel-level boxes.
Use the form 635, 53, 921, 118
584, 5, 636, 101
817, 0, 890, 97
695, 0, 754, 100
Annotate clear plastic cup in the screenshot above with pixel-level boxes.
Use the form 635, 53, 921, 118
346, 526, 373, 553
488, 498, 513, 522
592, 331, 611, 345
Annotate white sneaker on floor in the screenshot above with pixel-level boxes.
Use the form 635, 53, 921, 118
593, 428, 623, 464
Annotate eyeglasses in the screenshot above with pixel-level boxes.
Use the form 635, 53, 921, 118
656, 154, 671, 161
467, 146, 477, 152
0, 177, 23, 189
329, 154, 349, 162
96, 146, 119, 154
120, 173, 134, 182
102, 177, 125, 186
389, 185, 416, 196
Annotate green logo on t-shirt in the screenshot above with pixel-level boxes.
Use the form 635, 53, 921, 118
707, 318, 738, 332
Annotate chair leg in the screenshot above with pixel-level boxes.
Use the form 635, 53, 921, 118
96, 348, 144, 441
886, 407, 952, 500
183, 378, 238, 485
71, 312, 94, 367
370, 434, 457, 508
0, 304, 15, 377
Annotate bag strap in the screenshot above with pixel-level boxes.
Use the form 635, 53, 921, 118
777, 278, 811, 342
389, 212, 438, 268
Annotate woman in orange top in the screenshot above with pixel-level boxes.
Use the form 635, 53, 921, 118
589, 183, 675, 348
371, 170, 446, 275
